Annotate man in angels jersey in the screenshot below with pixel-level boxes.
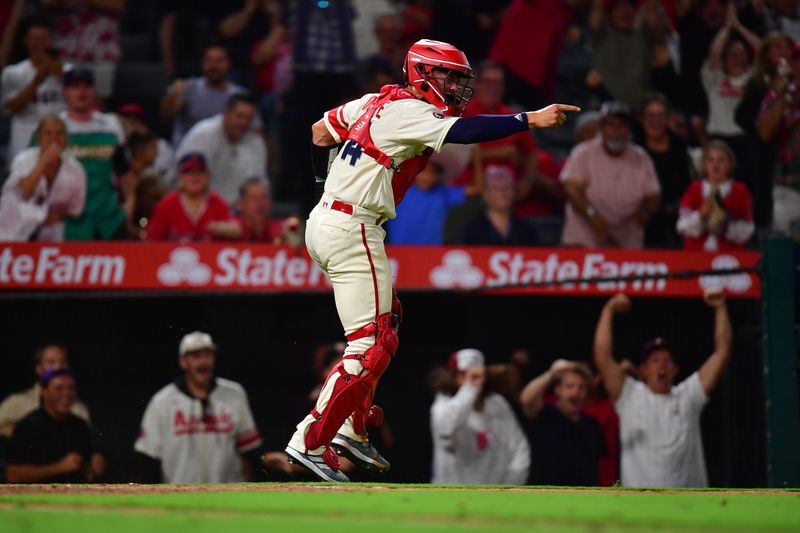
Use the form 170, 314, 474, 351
285, 38, 579, 482
134, 331, 263, 483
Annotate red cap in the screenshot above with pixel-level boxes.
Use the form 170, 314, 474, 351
178, 152, 207, 173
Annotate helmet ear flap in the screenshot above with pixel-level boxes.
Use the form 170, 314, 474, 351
419, 81, 429, 92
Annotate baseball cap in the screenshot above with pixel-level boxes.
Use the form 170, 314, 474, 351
640, 337, 672, 363
178, 152, 207, 173
63, 67, 95, 87
600, 100, 632, 122
179, 331, 217, 356
40, 367, 75, 387
449, 348, 485, 372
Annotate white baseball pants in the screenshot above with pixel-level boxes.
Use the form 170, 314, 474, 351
288, 195, 393, 454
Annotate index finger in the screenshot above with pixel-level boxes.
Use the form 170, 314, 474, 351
554, 104, 581, 113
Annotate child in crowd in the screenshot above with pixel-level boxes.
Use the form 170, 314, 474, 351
676, 140, 754, 250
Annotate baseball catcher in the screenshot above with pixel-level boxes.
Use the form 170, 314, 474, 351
285, 39, 578, 481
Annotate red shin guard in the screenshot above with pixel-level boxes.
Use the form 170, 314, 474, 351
305, 312, 397, 451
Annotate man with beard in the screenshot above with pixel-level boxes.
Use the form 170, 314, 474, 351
134, 331, 263, 483
430, 349, 530, 485
519, 359, 607, 486
561, 100, 661, 248
593, 289, 733, 487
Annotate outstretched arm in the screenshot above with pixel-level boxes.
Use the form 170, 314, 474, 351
593, 294, 630, 402
698, 288, 733, 394
444, 104, 581, 145
707, 9, 733, 72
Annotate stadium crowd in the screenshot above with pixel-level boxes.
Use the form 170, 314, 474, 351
0, 0, 798, 247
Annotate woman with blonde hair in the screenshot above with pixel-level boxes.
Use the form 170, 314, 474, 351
734, 31, 792, 230
676, 140, 754, 250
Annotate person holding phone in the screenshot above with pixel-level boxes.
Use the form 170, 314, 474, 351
1, 15, 65, 168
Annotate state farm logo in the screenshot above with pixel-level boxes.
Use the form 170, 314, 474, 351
0, 246, 125, 285
157, 248, 212, 286
157, 246, 329, 288
698, 255, 752, 293
430, 250, 484, 289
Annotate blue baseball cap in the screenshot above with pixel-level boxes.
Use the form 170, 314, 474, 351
640, 337, 672, 363
63, 67, 95, 87
40, 367, 76, 387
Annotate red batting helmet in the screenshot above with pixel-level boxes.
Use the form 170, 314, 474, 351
403, 39, 475, 117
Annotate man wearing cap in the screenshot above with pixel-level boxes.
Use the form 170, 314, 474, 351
0, 343, 90, 439
519, 359, 607, 486
430, 348, 530, 485
175, 92, 267, 205
145, 152, 232, 241
6, 368, 102, 483
561, 100, 661, 248
593, 288, 733, 487
57, 66, 132, 240
134, 331, 263, 483
1, 15, 66, 168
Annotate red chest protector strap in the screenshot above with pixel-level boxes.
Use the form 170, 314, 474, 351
347, 84, 435, 206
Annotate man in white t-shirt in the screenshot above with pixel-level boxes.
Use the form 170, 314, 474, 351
593, 288, 733, 487
430, 349, 530, 485
0, 115, 85, 241
284, 38, 578, 482
1, 16, 66, 168
133, 331, 263, 483
176, 93, 267, 205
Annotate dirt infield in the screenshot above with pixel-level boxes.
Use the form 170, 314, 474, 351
0, 483, 795, 496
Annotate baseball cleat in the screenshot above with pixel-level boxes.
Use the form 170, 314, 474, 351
285, 446, 350, 482
331, 433, 391, 473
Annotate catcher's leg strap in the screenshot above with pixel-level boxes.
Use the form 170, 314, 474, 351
346, 291, 401, 343
305, 312, 397, 451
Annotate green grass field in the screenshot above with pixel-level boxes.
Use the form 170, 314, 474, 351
1, 484, 799, 533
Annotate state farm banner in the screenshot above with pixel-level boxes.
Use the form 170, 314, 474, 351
0, 243, 760, 298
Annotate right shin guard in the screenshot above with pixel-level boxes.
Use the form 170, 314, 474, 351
304, 312, 397, 451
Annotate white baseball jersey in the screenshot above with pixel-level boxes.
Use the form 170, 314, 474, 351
615, 372, 709, 487
1, 60, 67, 167
0, 147, 86, 241
322, 93, 459, 219
430, 384, 530, 485
134, 377, 262, 483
